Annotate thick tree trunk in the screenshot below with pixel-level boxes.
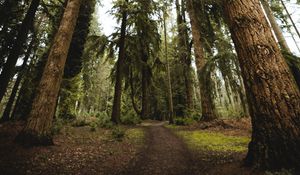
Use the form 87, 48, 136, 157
260, 0, 291, 53
16, 0, 82, 146
111, 2, 128, 124
0, 0, 40, 103
223, 0, 300, 170
186, 0, 217, 121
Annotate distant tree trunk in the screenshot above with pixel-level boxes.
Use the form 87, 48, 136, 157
260, 0, 291, 53
0, 38, 35, 123
0, 0, 40, 103
129, 70, 141, 116
175, 0, 193, 111
186, 0, 217, 121
163, 10, 174, 124
59, 0, 95, 120
223, 0, 300, 170
16, 0, 82, 146
280, 0, 300, 40
111, 1, 128, 124
141, 66, 150, 119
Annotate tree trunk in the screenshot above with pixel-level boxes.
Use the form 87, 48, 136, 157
59, 0, 95, 120
280, 0, 300, 40
16, 0, 82, 146
260, 0, 291, 53
175, 0, 193, 111
0, 38, 35, 123
141, 66, 149, 119
186, 0, 217, 121
223, 0, 300, 170
111, 1, 128, 124
0, 0, 40, 103
163, 10, 174, 124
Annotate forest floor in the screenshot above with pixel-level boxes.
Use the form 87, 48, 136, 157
0, 119, 290, 175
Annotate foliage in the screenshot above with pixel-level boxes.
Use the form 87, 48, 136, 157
121, 110, 141, 125
111, 127, 125, 141
174, 117, 195, 126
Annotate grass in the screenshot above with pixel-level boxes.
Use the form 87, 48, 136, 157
176, 130, 250, 152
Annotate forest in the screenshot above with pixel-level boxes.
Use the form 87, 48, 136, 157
0, 0, 300, 174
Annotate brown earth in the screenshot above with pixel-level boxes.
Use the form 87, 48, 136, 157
0, 119, 285, 175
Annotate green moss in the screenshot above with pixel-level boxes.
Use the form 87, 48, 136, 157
126, 128, 145, 143
176, 130, 250, 152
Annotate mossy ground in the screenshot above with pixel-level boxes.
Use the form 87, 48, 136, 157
176, 130, 250, 152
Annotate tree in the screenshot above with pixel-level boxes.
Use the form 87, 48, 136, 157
111, 0, 129, 124
59, 0, 96, 120
163, 5, 174, 123
223, 0, 300, 170
0, 0, 40, 103
260, 0, 291, 53
16, 0, 82, 145
175, 0, 193, 111
186, 0, 217, 121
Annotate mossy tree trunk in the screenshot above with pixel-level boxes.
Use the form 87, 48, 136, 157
16, 0, 82, 146
59, 0, 95, 120
175, 0, 193, 111
186, 0, 217, 121
223, 0, 300, 170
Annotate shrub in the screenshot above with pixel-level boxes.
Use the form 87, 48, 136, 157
111, 127, 125, 141
72, 118, 89, 127
121, 111, 141, 125
89, 122, 98, 132
174, 117, 195, 126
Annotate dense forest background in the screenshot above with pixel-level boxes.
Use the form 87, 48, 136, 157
1, 0, 300, 174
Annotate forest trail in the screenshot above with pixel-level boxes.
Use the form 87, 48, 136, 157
122, 121, 204, 175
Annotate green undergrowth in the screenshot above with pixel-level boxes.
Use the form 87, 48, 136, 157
176, 130, 250, 152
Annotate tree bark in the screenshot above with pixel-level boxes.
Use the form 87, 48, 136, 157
0, 0, 40, 103
16, 0, 82, 146
111, 1, 128, 124
186, 0, 217, 121
260, 0, 291, 53
223, 0, 300, 170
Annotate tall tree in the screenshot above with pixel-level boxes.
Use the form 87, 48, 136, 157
0, 0, 40, 103
186, 0, 217, 121
163, 6, 174, 124
0, 37, 35, 123
175, 0, 193, 111
16, 0, 82, 145
223, 0, 300, 169
261, 0, 291, 53
111, 0, 129, 124
59, 0, 96, 119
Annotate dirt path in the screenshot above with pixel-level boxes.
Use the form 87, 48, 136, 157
121, 121, 204, 175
